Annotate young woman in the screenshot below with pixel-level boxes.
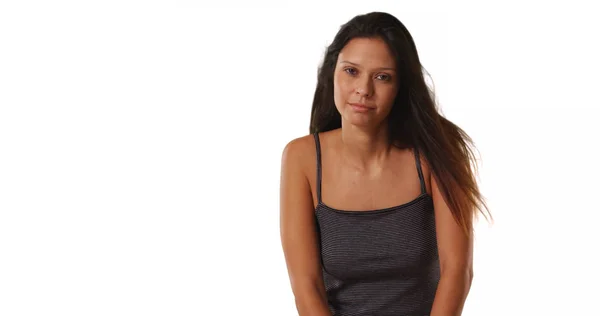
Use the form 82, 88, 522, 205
280, 11, 491, 316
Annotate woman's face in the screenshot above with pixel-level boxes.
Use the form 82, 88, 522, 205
333, 37, 398, 129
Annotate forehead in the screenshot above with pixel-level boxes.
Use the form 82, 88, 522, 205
338, 37, 396, 68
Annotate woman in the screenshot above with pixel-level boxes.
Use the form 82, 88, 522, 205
280, 12, 491, 316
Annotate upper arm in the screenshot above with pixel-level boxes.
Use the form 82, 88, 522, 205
279, 137, 325, 295
430, 171, 474, 277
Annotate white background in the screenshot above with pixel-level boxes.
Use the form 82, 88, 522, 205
1, 1, 599, 315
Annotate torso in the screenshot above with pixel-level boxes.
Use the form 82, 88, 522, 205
304, 129, 441, 314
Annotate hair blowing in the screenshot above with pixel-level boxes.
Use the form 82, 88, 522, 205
309, 12, 493, 237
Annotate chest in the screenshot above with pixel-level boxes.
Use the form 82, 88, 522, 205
315, 197, 439, 280
320, 166, 423, 211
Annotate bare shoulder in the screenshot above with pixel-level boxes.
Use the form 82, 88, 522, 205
282, 134, 314, 159
281, 133, 322, 208
281, 134, 316, 174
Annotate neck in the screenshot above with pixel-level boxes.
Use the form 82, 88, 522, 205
339, 121, 392, 172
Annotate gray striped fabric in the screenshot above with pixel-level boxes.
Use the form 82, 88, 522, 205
313, 132, 440, 316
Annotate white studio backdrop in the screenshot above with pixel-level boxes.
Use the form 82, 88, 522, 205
1, 1, 598, 315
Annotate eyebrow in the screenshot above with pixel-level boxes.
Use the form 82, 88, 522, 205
340, 60, 396, 71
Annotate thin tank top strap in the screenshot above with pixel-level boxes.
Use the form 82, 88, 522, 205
313, 132, 323, 204
413, 148, 427, 195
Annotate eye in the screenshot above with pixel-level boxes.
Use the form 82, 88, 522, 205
344, 67, 357, 76
376, 74, 391, 81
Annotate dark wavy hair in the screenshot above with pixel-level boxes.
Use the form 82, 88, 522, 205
309, 12, 492, 236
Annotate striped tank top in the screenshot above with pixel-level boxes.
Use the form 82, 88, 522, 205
313, 132, 441, 316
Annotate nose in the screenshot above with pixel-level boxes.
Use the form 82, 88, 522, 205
355, 77, 373, 97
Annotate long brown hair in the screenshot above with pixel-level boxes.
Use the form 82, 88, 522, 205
309, 12, 493, 236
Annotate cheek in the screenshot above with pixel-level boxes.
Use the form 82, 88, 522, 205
370, 87, 398, 117
380, 86, 398, 106
333, 74, 350, 108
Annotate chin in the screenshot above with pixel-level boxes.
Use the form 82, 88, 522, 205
344, 115, 377, 128
344, 111, 389, 129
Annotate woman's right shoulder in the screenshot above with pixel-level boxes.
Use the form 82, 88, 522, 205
281, 134, 316, 171
280, 134, 318, 206
281, 129, 338, 158
282, 133, 314, 154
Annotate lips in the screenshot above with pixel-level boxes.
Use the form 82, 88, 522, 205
349, 103, 374, 109
349, 103, 373, 113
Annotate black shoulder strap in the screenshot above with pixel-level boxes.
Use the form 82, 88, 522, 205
413, 148, 427, 195
313, 133, 322, 203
